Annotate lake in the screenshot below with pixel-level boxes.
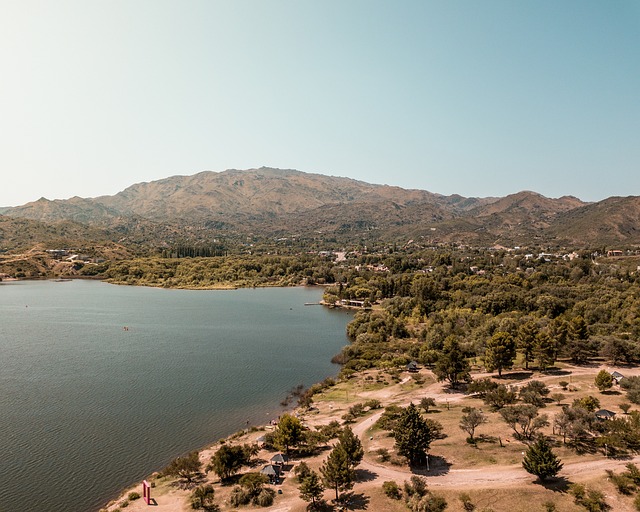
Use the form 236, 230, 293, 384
0, 280, 352, 511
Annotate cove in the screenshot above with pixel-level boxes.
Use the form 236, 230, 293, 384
0, 280, 352, 512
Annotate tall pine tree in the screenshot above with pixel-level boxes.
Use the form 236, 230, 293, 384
522, 437, 563, 482
394, 403, 437, 467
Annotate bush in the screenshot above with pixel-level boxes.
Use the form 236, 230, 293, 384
127, 492, 140, 501
606, 470, 635, 495
318, 420, 342, 439
376, 448, 391, 462
459, 492, 475, 511
254, 488, 275, 507
382, 480, 401, 500
364, 398, 382, 409
119, 500, 129, 508
229, 487, 251, 507
569, 483, 609, 511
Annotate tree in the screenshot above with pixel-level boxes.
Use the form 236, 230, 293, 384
394, 403, 438, 466
534, 331, 557, 372
420, 397, 437, 413
595, 370, 613, 392
517, 320, 539, 370
467, 377, 499, 398
522, 437, 563, 482
337, 426, 364, 468
274, 413, 304, 455
298, 470, 324, 507
484, 331, 516, 377
573, 395, 600, 412
500, 404, 549, 440
238, 472, 269, 495
483, 384, 518, 409
554, 406, 593, 444
520, 380, 550, 407
601, 337, 635, 365
190, 484, 219, 511
163, 451, 202, 485
459, 407, 487, 442
433, 335, 471, 388
320, 444, 355, 502
207, 444, 253, 481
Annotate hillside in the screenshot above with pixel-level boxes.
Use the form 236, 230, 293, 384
2, 167, 640, 249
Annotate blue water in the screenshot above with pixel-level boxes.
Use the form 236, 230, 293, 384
0, 280, 352, 511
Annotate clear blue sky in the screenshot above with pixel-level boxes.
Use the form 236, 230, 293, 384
1, 0, 638, 206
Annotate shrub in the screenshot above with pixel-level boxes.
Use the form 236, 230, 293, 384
254, 488, 275, 507
119, 500, 129, 508
364, 398, 382, 409
459, 492, 475, 511
570, 483, 609, 511
127, 492, 140, 501
606, 470, 635, 495
229, 487, 251, 507
376, 448, 391, 462
383, 480, 401, 500
318, 420, 342, 439
624, 463, 640, 485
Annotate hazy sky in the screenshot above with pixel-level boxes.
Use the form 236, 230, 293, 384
1, 1, 638, 206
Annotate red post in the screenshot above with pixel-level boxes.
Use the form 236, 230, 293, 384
142, 480, 151, 505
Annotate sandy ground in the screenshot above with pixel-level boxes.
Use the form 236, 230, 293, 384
103, 363, 640, 511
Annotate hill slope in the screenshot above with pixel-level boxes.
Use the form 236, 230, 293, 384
4, 167, 639, 247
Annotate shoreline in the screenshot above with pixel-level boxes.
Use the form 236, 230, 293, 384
98, 371, 338, 512
97, 290, 348, 511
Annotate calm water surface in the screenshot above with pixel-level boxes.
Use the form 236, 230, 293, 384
0, 280, 352, 511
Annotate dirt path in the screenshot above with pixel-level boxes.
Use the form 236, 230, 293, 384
349, 364, 640, 490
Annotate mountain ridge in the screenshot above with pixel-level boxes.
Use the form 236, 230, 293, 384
1, 167, 638, 249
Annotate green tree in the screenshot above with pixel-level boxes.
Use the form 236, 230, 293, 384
522, 437, 563, 482
595, 370, 613, 392
190, 484, 219, 511
275, 413, 304, 455
163, 451, 202, 485
534, 331, 556, 372
207, 444, 252, 481
570, 316, 588, 341
483, 384, 518, 409
573, 395, 600, 412
337, 426, 364, 468
519, 380, 550, 408
459, 407, 487, 442
434, 335, 471, 388
500, 404, 549, 440
484, 331, 516, 377
298, 470, 324, 507
420, 397, 437, 413
320, 444, 355, 502
394, 403, 438, 466
517, 320, 539, 370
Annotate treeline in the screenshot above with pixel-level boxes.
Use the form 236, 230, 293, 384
93, 254, 340, 288
160, 245, 228, 258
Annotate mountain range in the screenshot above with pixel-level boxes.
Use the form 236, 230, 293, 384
1, 167, 639, 251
